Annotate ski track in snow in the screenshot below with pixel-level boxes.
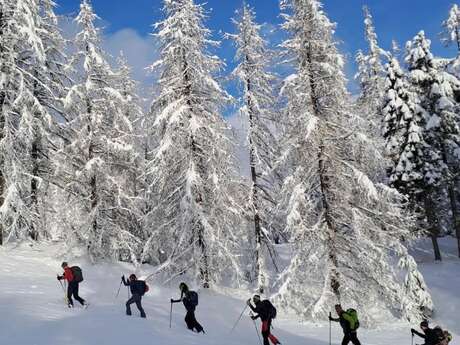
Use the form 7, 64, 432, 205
0, 239, 458, 345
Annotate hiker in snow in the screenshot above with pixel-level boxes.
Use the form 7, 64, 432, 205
57, 262, 87, 308
122, 274, 148, 318
411, 320, 453, 345
247, 295, 281, 345
329, 304, 361, 345
171, 282, 204, 333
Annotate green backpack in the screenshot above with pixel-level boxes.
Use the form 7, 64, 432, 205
346, 308, 360, 331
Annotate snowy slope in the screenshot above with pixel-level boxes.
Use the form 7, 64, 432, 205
0, 239, 458, 345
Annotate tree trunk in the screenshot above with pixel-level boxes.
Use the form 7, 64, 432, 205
0, 8, 6, 245
182, 52, 210, 288
424, 192, 442, 261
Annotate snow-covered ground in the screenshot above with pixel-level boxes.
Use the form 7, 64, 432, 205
0, 238, 458, 345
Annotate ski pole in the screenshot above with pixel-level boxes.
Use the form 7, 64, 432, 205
115, 280, 123, 298
411, 333, 414, 345
252, 317, 263, 345
329, 312, 332, 345
169, 301, 173, 329
230, 304, 248, 333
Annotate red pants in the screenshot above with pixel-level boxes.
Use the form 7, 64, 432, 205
261, 320, 279, 345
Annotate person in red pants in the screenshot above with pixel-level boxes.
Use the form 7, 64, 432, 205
247, 295, 281, 345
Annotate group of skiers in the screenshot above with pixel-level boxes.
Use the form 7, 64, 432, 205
56, 263, 453, 345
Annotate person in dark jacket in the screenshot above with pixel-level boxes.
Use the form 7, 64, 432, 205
171, 282, 204, 333
247, 295, 281, 345
122, 274, 146, 318
57, 262, 87, 308
329, 304, 361, 345
411, 320, 443, 345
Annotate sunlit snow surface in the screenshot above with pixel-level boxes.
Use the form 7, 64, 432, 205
0, 238, 458, 345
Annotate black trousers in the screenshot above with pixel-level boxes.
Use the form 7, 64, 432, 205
185, 309, 203, 332
126, 293, 146, 318
67, 281, 85, 306
342, 332, 361, 345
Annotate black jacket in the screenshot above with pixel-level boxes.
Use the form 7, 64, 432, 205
249, 300, 273, 321
122, 278, 146, 296
412, 328, 442, 345
172, 291, 196, 312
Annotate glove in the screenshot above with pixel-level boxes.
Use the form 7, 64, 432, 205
121, 275, 125, 281
57, 275, 62, 281
170, 298, 174, 303
411, 328, 416, 335
251, 315, 258, 320
328, 315, 333, 321
246, 298, 252, 306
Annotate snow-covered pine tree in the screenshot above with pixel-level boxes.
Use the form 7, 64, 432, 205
227, 3, 279, 293
406, 31, 460, 260
355, 6, 386, 136
274, 0, 431, 323
441, 4, 460, 55
146, 0, 246, 287
0, 0, 56, 243
59, 0, 140, 261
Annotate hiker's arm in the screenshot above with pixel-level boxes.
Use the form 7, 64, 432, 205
411, 329, 425, 339
342, 313, 356, 330
246, 299, 257, 313
329, 316, 340, 322
170, 298, 181, 303
121, 276, 130, 286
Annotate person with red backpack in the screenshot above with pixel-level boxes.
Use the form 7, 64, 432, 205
247, 295, 281, 345
171, 282, 204, 333
57, 262, 87, 308
122, 274, 148, 318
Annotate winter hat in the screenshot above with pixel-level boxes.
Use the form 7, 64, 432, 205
129, 274, 137, 280
61, 262, 68, 268
420, 320, 429, 328
253, 295, 261, 304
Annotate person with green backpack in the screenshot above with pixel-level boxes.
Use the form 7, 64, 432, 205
329, 304, 361, 345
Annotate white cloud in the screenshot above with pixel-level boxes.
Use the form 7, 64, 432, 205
102, 28, 158, 88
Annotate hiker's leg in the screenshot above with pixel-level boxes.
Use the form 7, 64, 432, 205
126, 296, 135, 315
190, 311, 203, 332
72, 282, 85, 305
67, 283, 74, 306
134, 295, 146, 318
267, 319, 279, 345
350, 332, 361, 345
185, 311, 194, 330
342, 334, 351, 345
261, 320, 270, 345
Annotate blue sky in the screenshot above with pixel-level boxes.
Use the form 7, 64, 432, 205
55, 0, 458, 90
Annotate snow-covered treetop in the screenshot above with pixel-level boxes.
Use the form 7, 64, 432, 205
405, 31, 434, 72
441, 4, 460, 50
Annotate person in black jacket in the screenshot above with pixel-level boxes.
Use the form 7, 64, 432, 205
122, 274, 146, 318
329, 304, 361, 345
411, 320, 443, 345
171, 282, 204, 333
247, 295, 281, 345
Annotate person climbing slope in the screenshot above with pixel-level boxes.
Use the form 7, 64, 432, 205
247, 295, 281, 345
57, 262, 87, 308
411, 320, 452, 345
171, 282, 204, 333
122, 274, 148, 318
329, 304, 361, 345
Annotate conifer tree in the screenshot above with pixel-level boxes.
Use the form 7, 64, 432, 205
275, 0, 431, 322
59, 0, 140, 261
146, 0, 246, 286
227, 3, 279, 292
